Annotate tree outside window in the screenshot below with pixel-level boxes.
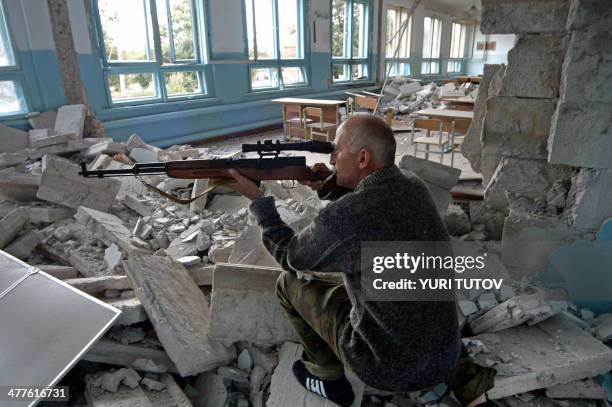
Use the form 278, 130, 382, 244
95, 0, 207, 105
245, 0, 306, 91
332, 0, 370, 83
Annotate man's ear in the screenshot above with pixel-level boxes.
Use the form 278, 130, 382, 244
358, 149, 371, 169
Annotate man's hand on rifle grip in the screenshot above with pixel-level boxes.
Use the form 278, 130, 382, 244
226, 169, 264, 201
299, 163, 331, 191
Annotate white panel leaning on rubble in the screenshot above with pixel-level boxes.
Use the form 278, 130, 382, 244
124, 254, 235, 377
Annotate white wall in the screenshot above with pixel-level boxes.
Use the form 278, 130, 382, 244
466, 31, 515, 75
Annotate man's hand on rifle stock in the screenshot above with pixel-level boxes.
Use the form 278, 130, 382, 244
300, 163, 331, 191
225, 169, 264, 201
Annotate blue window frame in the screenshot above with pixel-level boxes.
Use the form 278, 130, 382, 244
244, 0, 307, 91
91, 0, 211, 107
331, 0, 371, 84
0, 0, 28, 118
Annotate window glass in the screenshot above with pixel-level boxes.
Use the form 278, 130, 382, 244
450, 22, 466, 59
165, 71, 200, 96
251, 67, 278, 89
108, 73, 157, 102
0, 81, 23, 114
278, 0, 299, 59
281, 67, 305, 86
331, 0, 347, 58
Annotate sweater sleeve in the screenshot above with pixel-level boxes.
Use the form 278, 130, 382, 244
249, 196, 351, 274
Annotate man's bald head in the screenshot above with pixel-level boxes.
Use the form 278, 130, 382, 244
338, 115, 396, 167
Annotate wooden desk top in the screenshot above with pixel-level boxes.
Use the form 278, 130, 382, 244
271, 97, 346, 106
415, 108, 474, 120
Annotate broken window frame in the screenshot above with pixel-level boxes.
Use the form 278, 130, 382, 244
0, 0, 28, 118
421, 15, 442, 76
384, 6, 411, 77
91, 0, 212, 107
331, 0, 372, 84
244, 0, 308, 92
447, 21, 466, 74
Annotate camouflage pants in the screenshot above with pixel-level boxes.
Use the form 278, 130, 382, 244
275, 271, 352, 380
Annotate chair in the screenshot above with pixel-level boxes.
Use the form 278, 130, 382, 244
303, 107, 338, 141
449, 119, 471, 167
284, 104, 311, 140
411, 118, 454, 163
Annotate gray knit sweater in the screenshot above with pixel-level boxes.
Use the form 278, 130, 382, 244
249, 165, 460, 392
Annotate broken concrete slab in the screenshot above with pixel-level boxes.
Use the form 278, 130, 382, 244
208, 194, 251, 213
267, 342, 364, 407
29, 129, 69, 148
469, 288, 569, 334
123, 195, 157, 217
28, 110, 57, 130
483, 97, 556, 161
125, 255, 235, 376
65, 275, 130, 294
501, 209, 580, 278
566, 168, 612, 232
0, 207, 29, 249
27, 206, 74, 223
467, 314, 612, 399
480, 0, 570, 34
75, 206, 150, 255
548, 102, 612, 170
36, 265, 78, 279
545, 378, 607, 399
189, 178, 209, 213
106, 297, 148, 326
209, 263, 297, 345
0, 170, 41, 201
164, 221, 207, 260
84, 339, 178, 373
444, 205, 471, 236
461, 64, 505, 175
469, 202, 506, 241
0, 122, 29, 153
85, 375, 152, 407
84, 141, 129, 158
193, 371, 227, 407
130, 147, 159, 163
228, 225, 280, 267
398, 155, 461, 214
0, 149, 30, 168
4, 230, 41, 260
484, 157, 573, 210
499, 34, 567, 99
54, 104, 86, 139
37, 154, 120, 211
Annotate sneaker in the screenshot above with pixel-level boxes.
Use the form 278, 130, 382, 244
292, 360, 355, 407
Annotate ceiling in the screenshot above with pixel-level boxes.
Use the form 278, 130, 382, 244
421, 0, 481, 19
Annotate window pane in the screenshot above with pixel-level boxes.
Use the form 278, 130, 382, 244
385, 9, 397, 58
0, 2, 15, 67
165, 71, 201, 96
332, 63, 349, 82
352, 3, 366, 58
450, 22, 466, 59
386, 8, 409, 59
98, 0, 155, 62
281, 67, 305, 86
254, 0, 275, 59
157, 0, 197, 63
432, 18, 441, 58
331, 0, 347, 58
278, 0, 299, 59
250, 67, 278, 89
0, 81, 24, 114
245, 0, 255, 59
108, 73, 157, 101
351, 63, 368, 80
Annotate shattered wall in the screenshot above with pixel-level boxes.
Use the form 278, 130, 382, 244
464, 0, 612, 282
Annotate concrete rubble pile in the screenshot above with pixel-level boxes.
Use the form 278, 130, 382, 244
0, 105, 325, 406
377, 77, 478, 123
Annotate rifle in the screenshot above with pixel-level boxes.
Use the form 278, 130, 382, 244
78, 139, 340, 204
